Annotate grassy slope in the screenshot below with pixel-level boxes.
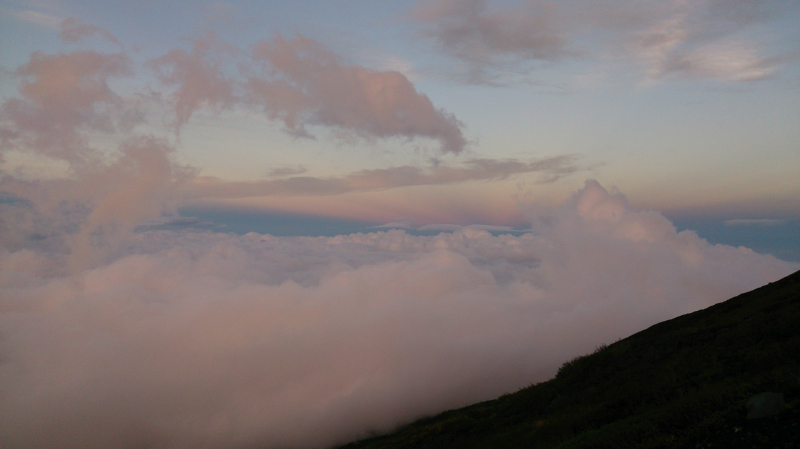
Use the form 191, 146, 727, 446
335, 270, 800, 449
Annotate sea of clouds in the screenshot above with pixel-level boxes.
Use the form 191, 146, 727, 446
2, 180, 795, 449
1, 17, 798, 448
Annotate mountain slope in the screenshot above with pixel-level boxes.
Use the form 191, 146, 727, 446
334, 270, 800, 449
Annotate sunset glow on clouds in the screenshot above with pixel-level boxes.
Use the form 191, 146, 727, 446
3, 182, 795, 448
1, 1, 799, 448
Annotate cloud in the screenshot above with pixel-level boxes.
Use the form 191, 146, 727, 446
266, 165, 308, 178
145, 33, 467, 153
0, 50, 132, 164
413, 0, 797, 84
187, 155, 578, 199
136, 215, 219, 231
622, 1, 786, 82
0, 136, 194, 270
1, 23, 797, 449
417, 223, 465, 231
148, 34, 237, 130
11, 10, 62, 30
417, 223, 523, 232
0, 50, 192, 267
373, 223, 524, 232
724, 218, 787, 226
414, 0, 573, 83
59, 17, 120, 45
248, 34, 466, 153
373, 222, 413, 229
1, 180, 796, 448
0, 38, 469, 264
0, 46, 193, 268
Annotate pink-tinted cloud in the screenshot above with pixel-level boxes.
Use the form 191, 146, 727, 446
248, 34, 466, 153
149, 34, 236, 130
1, 181, 795, 448
0, 49, 191, 265
1, 27, 796, 449
0, 50, 131, 164
0, 136, 193, 269
188, 155, 577, 199
59, 17, 120, 45
146, 33, 466, 153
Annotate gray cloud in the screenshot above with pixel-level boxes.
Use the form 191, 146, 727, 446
414, 0, 574, 83
724, 218, 786, 226
266, 165, 308, 178
413, 0, 798, 84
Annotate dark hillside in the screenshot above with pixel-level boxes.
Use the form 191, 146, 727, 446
335, 270, 800, 449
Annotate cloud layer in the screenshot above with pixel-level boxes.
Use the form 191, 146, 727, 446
1, 11, 797, 449
188, 155, 578, 199
1, 180, 795, 449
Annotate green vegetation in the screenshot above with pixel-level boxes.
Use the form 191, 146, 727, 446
335, 270, 800, 449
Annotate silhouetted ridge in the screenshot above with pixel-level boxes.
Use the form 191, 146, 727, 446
334, 270, 800, 449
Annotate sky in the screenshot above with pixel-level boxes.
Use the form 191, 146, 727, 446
1, 1, 799, 448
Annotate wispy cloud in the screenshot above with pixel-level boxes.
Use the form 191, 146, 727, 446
266, 165, 308, 178
724, 218, 787, 226
417, 223, 524, 232
11, 9, 62, 30
373, 221, 413, 229
59, 17, 120, 45
413, 0, 797, 84
188, 155, 579, 199
414, 0, 574, 84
